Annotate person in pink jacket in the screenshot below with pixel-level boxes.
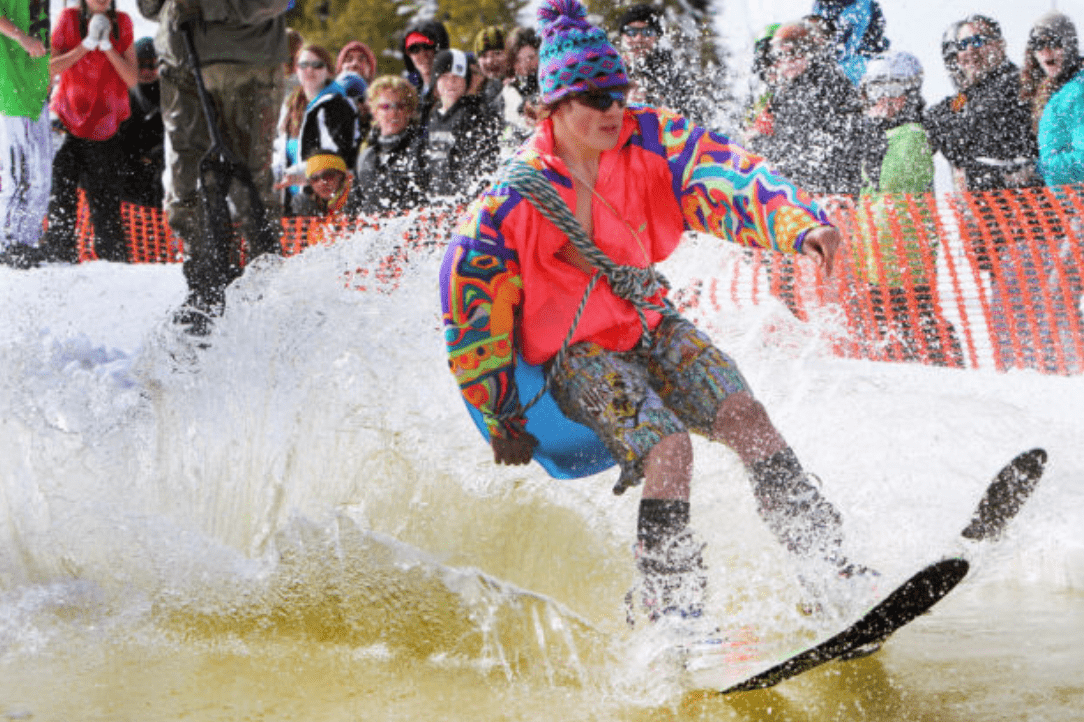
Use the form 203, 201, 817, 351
440, 0, 878, 639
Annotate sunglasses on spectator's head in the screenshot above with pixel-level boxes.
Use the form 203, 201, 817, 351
954, 34, 990, 51
296, 60, 326, 70
574, 88, 628, 111
406, 43, 435, 54
622, 26, 658, 38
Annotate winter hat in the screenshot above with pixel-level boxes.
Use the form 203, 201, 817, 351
537, 0, 628, 105
336, 40, 378, 82
305, 152, 347, 180
336, 71, 368, 101
473, 26, 505, 55
1028, 12, 1079, 60
618, 4, 663, 35
432, 49, 471, 88
135, 37, 156, 63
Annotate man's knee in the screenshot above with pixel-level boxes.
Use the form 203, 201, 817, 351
713, 391, 786, 465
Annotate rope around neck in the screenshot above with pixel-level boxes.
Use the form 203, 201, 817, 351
500, 161, 676, 418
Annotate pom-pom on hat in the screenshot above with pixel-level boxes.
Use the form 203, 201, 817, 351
537, 0, 628, 105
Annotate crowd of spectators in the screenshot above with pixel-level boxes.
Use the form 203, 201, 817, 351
1, 2, 1083, 362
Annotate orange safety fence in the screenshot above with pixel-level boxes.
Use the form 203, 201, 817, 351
71, 185, 1084, 376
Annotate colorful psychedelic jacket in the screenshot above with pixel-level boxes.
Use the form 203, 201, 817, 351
439, 105, 830, 440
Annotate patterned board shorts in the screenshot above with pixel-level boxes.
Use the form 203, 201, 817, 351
548, 315, 750, 491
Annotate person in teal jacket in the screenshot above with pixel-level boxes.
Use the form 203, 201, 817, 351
1030, 12, 1084, 374
855, 51, 963, 367
1033, 13, 1084, 184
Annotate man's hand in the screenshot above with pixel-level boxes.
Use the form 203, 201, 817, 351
801, 226, 842, 277
491, 431, 538, 466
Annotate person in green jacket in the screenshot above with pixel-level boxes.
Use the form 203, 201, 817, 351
0, 0, 51, 253
855, 51, 964, 367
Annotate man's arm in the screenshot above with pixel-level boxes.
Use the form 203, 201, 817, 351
652, 109, 835, 260
440, 196, 537, 464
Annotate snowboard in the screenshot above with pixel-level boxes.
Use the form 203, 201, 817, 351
710, 448, 1047, 694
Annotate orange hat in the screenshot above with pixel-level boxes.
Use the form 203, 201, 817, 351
305, 153, 347, 179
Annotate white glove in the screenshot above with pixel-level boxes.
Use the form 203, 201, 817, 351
83, 13, 111, 50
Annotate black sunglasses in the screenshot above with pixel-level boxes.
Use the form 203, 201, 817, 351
574, 89, 628, 111
406, 43, 435, 54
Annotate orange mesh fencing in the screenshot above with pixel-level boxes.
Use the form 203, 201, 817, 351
71, 187, 1084, 375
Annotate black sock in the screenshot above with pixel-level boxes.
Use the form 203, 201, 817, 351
637, 498, 691, 551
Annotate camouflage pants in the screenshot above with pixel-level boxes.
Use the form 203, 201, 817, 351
159, 62, 283, 303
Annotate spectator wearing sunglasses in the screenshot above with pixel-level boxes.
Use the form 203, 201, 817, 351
441, 0, 876, 637
116, 36, 164, 209
421, 49, 501, 201
400, 19, 448, 119
353, 75, 425, 215
290, 151, 356, 219
615, 4, 700, 123
277, 44, 360, 214
853, 51, 964, 367
745, 20, 865, 197
925, 15, 1039, 192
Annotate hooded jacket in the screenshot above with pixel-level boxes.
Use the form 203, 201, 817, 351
400, 20, 448, 92
440, 106, 829, 438
297, 80, 360, 170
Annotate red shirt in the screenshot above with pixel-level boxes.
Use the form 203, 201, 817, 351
50, 8, 132, 141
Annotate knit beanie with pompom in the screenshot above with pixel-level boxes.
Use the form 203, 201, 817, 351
536, 0, 628, 105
